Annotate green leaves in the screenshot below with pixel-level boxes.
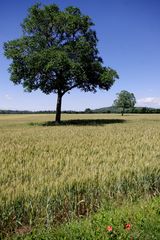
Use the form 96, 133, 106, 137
99, 68, 119, 90
114, 90, 136, 110
4, 2, 118, 95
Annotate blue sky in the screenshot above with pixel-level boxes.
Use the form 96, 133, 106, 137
0, 0, 160, 110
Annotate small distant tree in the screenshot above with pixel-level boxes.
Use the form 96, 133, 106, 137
114, 90, 136, 116
84, 108, 92, 113
4, 3, 118, 123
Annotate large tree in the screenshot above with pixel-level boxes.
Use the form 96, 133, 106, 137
4, 3, 118, 123
114, 90, 136, 116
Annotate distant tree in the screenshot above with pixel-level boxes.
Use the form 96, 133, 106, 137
4, 3, 118, 123
141, 107, 147, 113
84, 108, 92, 113
113, 90, 136, 116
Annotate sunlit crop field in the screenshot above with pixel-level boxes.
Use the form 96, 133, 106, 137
0, 114, 160, 236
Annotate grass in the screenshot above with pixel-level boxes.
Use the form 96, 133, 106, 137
12, 197, 160, 240
0, 114, 160, 239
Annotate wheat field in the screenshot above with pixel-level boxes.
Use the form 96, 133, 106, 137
0, 114, 160, 235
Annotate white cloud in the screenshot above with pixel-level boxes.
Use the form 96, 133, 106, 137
137, 97, 160, 107
4, 94, 12, 100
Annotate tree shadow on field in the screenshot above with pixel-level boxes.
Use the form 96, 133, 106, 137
30, 119, 126, 127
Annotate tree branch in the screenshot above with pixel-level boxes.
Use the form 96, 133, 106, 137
62, 83, 79, 95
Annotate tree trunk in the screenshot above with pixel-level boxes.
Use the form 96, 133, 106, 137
55, 91, 62, 124
121, 107, 124, 116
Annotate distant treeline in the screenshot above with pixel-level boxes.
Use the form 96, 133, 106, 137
85, 106, 160, 114
0, 110, 84, 114
0, 107, 160, 114
127, 107, 160, 114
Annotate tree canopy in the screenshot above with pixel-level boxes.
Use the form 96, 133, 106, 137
4, 3, 119, 123
114, 90, 136, 115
